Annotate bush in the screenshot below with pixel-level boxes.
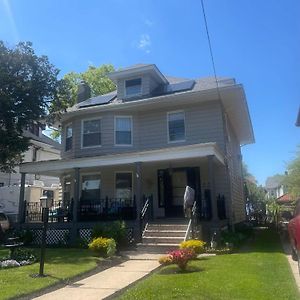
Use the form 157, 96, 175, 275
158, 255, 173, 265
179, 239, 206, 254
92, 221, 127, 248
159, 249, 196, 270
10, 248, 36, 262
88, 237, 116, 257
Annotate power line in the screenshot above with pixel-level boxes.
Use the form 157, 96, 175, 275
200, 0, 220, 94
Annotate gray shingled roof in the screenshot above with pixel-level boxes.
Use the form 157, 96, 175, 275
23, 130, 61, 150
68, 73, 235, 112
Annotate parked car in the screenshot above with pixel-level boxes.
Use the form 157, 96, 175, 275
0, 212, 10, 232
288, 201, 300, 271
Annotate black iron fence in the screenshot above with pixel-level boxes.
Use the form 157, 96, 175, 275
79, 197, 137, 221
25, 197, 137, 223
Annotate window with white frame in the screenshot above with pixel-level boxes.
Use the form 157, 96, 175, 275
81, 174, 101, 201
115, 172, 132, 199
65, 125, 73, 151
82, 119, 101, 147
168, 111, 185, 142
125, 78, 142, 97
115, 116, 132, 145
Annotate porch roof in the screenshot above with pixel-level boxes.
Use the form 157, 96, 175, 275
19, 142, 225, 176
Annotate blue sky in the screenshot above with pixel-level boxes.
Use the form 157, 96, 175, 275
0, 0, 299, 185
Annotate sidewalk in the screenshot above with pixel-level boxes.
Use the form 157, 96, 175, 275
33, 252, 161, 300
281, 234, 300, 292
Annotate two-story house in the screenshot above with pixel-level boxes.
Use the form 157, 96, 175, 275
19, 64, 254, 244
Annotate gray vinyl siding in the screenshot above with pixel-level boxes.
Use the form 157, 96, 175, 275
117, 74, 153, 100
61, 100, 225, 159
226, 118, 245, 223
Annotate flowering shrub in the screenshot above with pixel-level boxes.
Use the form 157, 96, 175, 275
88, 237, 116, 257
179, 239, 206, 254
159, 249, 196, 270
158, 255, 173, 265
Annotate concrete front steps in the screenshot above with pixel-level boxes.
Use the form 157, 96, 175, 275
137, 219, 189, 254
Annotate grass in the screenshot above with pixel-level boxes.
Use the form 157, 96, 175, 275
118, 228, 300, 300
0, 247, 102, 300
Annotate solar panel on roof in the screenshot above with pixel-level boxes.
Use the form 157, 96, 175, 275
79, 92, 117, 108
166, 80, 195, 93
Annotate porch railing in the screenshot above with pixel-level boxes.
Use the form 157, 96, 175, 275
25, 197, 137, 223
25, 200, 72, 223
184, 201, 197, 241
79, 197, 137, 221
140, 195, 153, 237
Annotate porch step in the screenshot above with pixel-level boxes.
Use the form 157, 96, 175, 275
142, 236, 185, 244
139, 219, 188, 253
146, 224, 188, 231
143, 230, 186, 237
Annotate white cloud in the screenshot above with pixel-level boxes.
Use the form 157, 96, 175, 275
144, 19, 154, 27
138, 34, 151, 53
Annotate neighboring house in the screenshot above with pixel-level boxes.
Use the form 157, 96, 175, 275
265, 174, 287, 199
19, 64, 254, 242
0, 124, 61, 187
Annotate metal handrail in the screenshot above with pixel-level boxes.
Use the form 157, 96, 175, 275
184, 201, 197, 241
141, 198, 150, 220
140, 195, 153, 238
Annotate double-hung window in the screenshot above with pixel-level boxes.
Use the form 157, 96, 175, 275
82, 119, 101, 147
65, 125, 73, 151
115, 172, 132, 199
125, 78, 142, 97
81, 174, 101, 201
168, 111, 185, 142
115, 116, 132, 145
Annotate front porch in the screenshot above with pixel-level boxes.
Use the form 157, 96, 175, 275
19, 143, 230, 242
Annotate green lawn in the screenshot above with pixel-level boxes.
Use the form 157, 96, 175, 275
118, 228, 300, 300
0, 247, 102, 300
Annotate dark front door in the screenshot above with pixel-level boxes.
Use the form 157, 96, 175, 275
158, 167, 201, 218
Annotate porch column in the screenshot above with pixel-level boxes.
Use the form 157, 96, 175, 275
135, 162, 142, 237
73, 168, 80, 223
208, 155, 218, 224
18, 172, 26, 224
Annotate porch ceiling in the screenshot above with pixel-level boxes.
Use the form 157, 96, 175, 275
19, 142, 225, 176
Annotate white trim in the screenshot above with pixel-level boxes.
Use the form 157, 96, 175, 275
81, 117, 102, 149
167, 110, 186, 143
124, 77, 142, 98
20, 142, 225, 175
114, 115, 133, 146
114, 171, 133, 199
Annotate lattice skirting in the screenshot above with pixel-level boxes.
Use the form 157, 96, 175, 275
31, 229, 70, 245
28, 227, 134, 245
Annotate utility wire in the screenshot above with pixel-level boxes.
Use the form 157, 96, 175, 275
200, 0, 221, 98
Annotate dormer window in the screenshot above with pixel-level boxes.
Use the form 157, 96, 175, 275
125, 78, 142, 97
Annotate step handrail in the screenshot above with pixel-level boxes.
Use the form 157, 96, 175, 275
184, 201, 197, 241
140, 195, 153, 238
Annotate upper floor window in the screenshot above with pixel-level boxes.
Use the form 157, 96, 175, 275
115, 116, 132, 145
125, 78, 142, 97
168, 111, 185, 142
65, 125, 73, 151
82, 119, 101, 148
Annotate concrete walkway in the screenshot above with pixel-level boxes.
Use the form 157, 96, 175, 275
281, 236, 300, 292
33, 252, 161, 300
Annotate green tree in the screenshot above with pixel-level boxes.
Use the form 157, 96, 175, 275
49, 64, 116, 139
243, 163, 267, 217
0, 41, 63, 172
285, 148, 300, 197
